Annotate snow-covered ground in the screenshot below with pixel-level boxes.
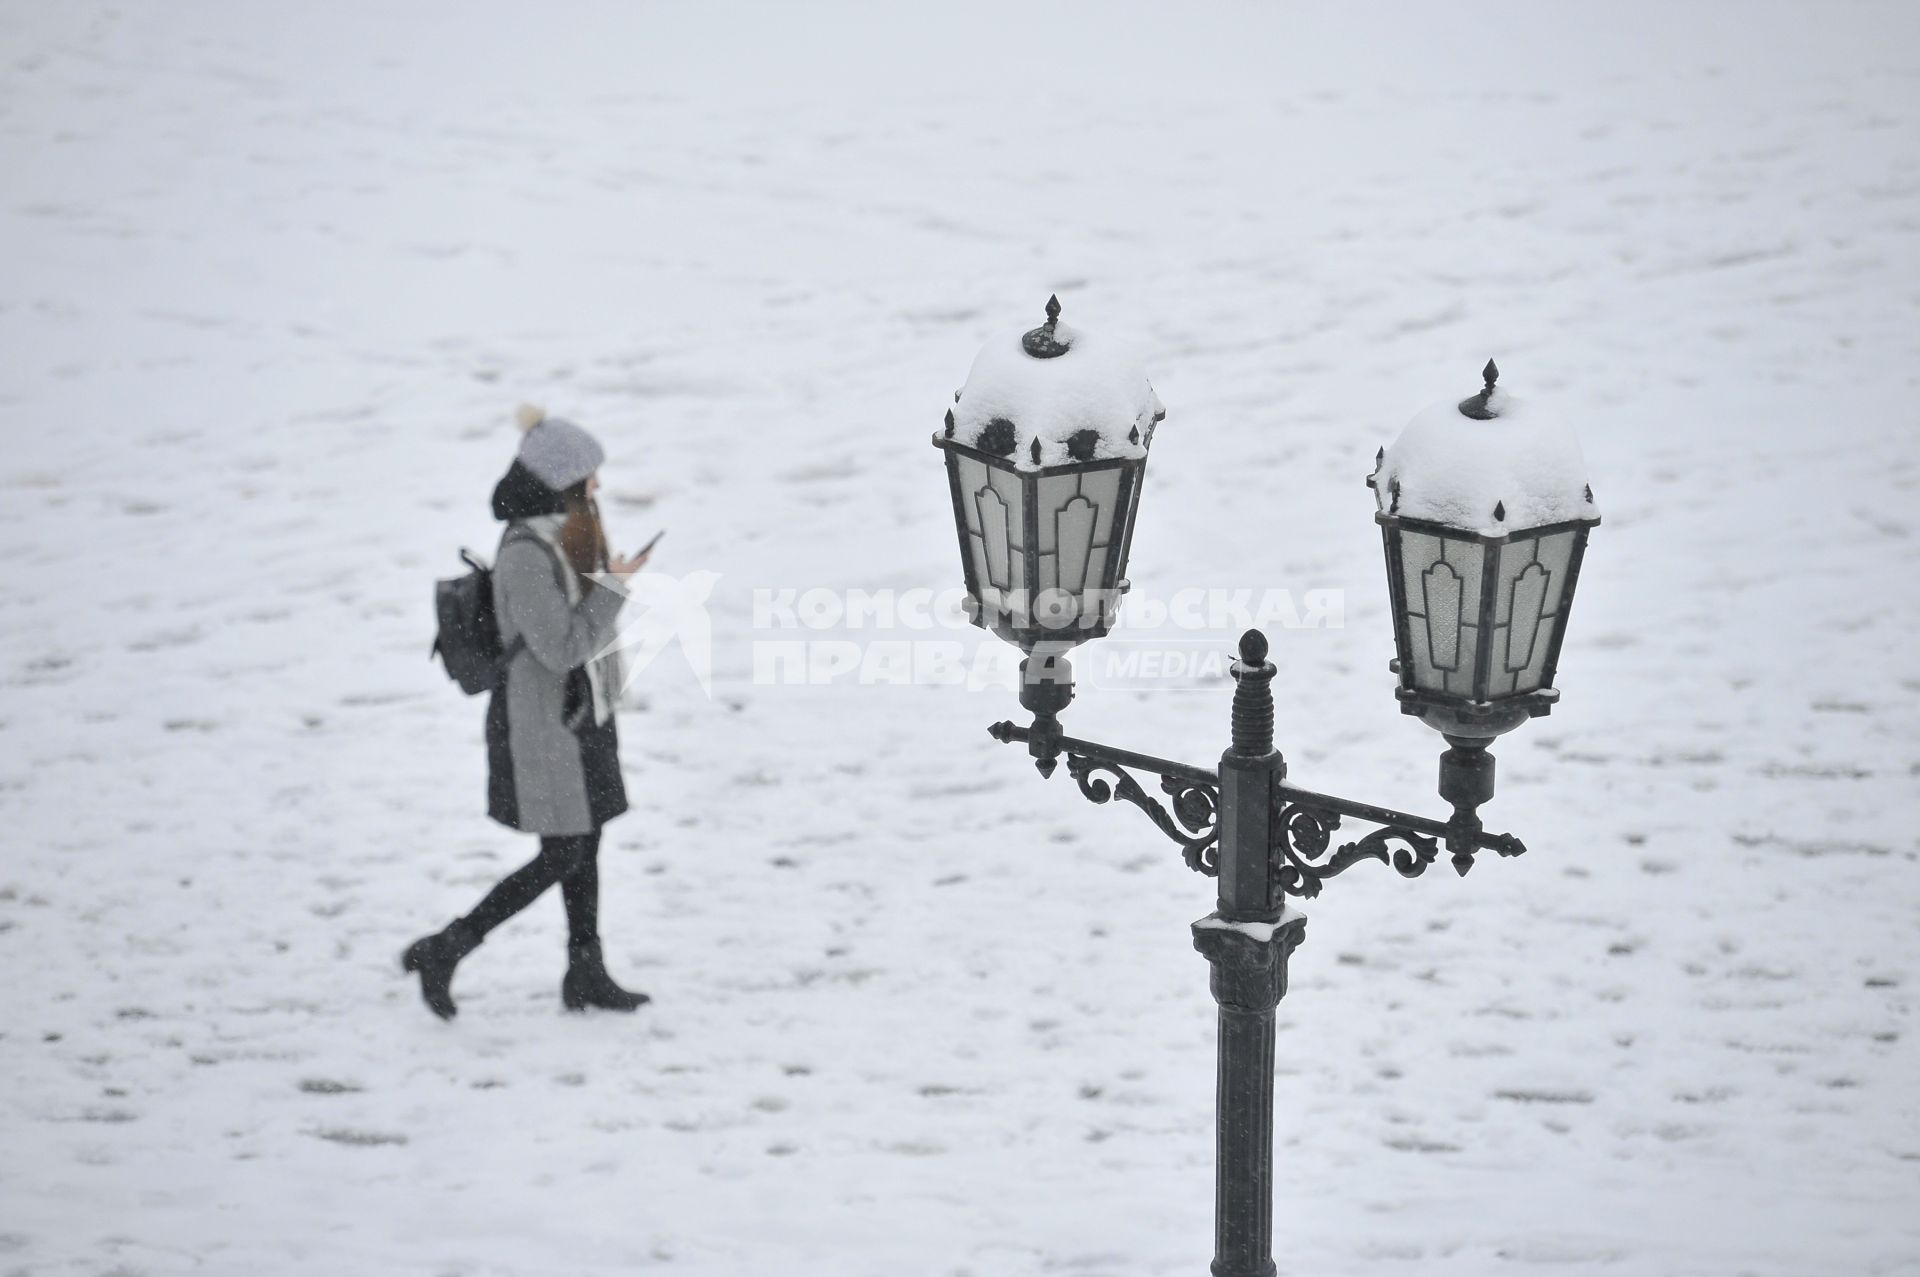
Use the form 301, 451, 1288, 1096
3, 3, 1917, 1274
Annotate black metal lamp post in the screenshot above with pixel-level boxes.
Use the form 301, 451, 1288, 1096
934, 306, 1600, 1276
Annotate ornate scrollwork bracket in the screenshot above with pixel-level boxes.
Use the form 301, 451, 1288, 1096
1269, 790, 1527, 901
989, 718, 1221, 876
989, 714, 1529, 902
1066, 753, 1221, 876
1271, 800, 1438, 900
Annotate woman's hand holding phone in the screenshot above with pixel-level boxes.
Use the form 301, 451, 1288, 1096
607, 530, 665, 578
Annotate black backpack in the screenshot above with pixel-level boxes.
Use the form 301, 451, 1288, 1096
431, 549, 524, 695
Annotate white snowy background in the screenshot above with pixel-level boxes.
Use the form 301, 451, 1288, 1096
2, 3, 1917, 1274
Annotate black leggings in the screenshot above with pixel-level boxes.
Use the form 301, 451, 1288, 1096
462, 830, 601, 947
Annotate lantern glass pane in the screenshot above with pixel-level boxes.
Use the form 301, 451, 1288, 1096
952, 455, 1028, 627
1079, 467, 1122, 547
1486, 530, 1576, 697
1398, 529, 1485, 699
953, 454, 990, 593
1034, 467, 1127, 629
958, 459, 1027, 626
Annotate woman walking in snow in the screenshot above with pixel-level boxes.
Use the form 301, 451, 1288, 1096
404, 406, 652, 1019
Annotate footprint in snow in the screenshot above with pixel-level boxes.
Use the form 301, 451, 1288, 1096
129, 626, 202, 652
1493, 1088, 1594, 1105
298, 1078, 362, 1095
79, 1108, 139, 1124
881, 1138, 946, 1156
312, 1128, 408, 1147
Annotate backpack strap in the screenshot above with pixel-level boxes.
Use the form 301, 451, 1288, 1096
499, 523, 571, 589
495, 523, 573, 671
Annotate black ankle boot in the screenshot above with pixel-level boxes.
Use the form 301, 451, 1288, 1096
561, 938, 649, 1012
401, 919, 481, 1020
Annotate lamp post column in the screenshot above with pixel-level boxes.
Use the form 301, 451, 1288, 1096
1192, 630, 1307, 1277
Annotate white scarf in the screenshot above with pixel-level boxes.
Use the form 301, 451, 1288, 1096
521, 513, 622, 726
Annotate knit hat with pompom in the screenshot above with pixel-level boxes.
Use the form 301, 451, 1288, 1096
513, 403, 605, 490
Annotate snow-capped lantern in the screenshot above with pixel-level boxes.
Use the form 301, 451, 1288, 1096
934, 296, 1164, 651
1370, 361, 1600, 739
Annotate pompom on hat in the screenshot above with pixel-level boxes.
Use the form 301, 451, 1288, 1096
512, 403, 605, 491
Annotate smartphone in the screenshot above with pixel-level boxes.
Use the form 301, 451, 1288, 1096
636, 529, 666, 557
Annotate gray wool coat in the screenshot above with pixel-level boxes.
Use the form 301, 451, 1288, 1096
485, 524, 629, 835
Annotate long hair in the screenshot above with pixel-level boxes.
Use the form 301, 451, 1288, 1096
559, 481, 609, 581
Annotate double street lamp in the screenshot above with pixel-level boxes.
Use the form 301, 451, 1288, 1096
933, 299, 1600, 1277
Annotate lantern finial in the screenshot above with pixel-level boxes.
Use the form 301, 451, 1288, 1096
1023, 294, 1071, 359
1459, 359, 1501, 420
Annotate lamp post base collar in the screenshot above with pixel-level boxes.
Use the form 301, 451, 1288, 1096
1193, 905, 1306, 946
1192, 909, 1307, 1015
